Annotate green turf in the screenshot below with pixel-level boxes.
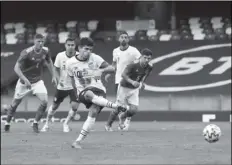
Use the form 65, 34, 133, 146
1, 122, 231, 164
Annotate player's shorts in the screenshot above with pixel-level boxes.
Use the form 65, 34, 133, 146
79, 87, 106, 111
53, 89, 78, 104
116, 85, 139, 106
14, 79, 47, 99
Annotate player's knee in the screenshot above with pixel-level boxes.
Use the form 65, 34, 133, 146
83, 90, 94, 101
88, 105, 101, 118
127, 105, 138, 117
71, 101, 79, 111
11, 98, 22, 107
40, 99, 48, 107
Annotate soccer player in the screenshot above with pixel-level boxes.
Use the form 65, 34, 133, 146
41, 38, 80, 133
4, 34, 57, 133
106, 48, 153, 131
105, 31, 141, 131
66, 38, 128, 149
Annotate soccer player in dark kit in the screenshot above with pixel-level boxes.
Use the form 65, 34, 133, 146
105, 48, 153, 131
4, 34, 58, 133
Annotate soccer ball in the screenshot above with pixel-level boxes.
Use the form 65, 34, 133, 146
203, 124, 221, 143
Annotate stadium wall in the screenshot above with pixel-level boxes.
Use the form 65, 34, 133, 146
1, 40, 231, 121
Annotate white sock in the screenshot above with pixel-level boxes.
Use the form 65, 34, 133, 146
124, 117, 131, 126
45, 105, 54, 126
92, 96, 118, 109
64, 109, 75, 125
75, 116, 96, 142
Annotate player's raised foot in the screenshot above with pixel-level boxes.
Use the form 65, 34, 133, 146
105, 125, 113, 132
71, 141, 82, 149
32, 123, 39, 133
63, 124, 71, 133
4, 124, 10, 132
40, 124, 49, 132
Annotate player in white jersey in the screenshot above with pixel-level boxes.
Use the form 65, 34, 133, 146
68, 38, 128, 149
105, 31, 141, 131
41, 38, 80, 132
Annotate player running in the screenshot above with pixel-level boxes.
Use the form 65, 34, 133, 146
106, 48, 153, 131
66, 38, 128, 149
4, 34, 57, 133
105, 31, 141, 131
41, 38, 80, 133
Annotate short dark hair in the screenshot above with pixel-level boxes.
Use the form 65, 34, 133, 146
79, 37, 94, 47
34, 33, 44, 40
119, 31, 128, 37
141, 48, 153, 56
65, 37, 76, 43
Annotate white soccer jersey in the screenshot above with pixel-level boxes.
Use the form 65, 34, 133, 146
113, 46, 141, 84
66, 53, 106, 92
54, 51, 78, 90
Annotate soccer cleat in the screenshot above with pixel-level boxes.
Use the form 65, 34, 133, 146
40, 124, 49, 132
105, 125, 113, 132
71, 141, 82, 149
4, 124, 10, 132
32, 123, 39, 133
63, 124, 71, 133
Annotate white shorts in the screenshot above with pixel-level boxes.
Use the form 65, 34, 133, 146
14, 80, 48, 99
116, 85, 139, 106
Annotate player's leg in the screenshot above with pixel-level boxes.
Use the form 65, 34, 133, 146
81, 88, 128, 111
41, 89, 68, 132
32, 80, 48, 133
105, 85, 127, 130
72, 104, 101, 149
62, 89, 80, 132
4, 80, 31, 132
63, 101, 80, 132
118, 89, 139, 130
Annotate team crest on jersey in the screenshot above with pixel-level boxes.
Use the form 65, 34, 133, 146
88, 62, 97, 69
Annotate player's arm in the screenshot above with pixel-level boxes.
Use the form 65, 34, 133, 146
99, 61, 115, 73
140, 64, 153, 89
44, 49, 56, 77
67, 63, 78, 97
14, 50, 30, 84
104, 50, 117, 82
121, 64, 137, 85
53, 54, 61, 80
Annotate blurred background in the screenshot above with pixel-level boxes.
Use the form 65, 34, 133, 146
1, 1, 231, 114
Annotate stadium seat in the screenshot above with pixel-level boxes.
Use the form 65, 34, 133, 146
188, 17, 200, 25
135, 30, 147, 40
66, 21, 77, 29
15, 22, 25, 29
170, 34, 181, 40
77, 21, 87, 32
58, 32, 69, 43
5, 33, 17, 44
79, 31, 91, 38
159, 34, 171, 41
225, 27, 231, 35
4, 23, 14, 31
193, 33, 205, 40
216, 33, 228, 40
15, 27, 26, 34
126, 30, 136, 40
212, 22, 224, 29
181, 34, 193, 40
87, 20, 99, 31
204, 33, 216, 40
211, 17, 222, 24
36, 27, 47, 37
146, 29, 159, 41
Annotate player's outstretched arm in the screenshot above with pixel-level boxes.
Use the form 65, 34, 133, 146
99, 61, 115, 73
44, 51, 58, 86
14, 50, 31, 86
